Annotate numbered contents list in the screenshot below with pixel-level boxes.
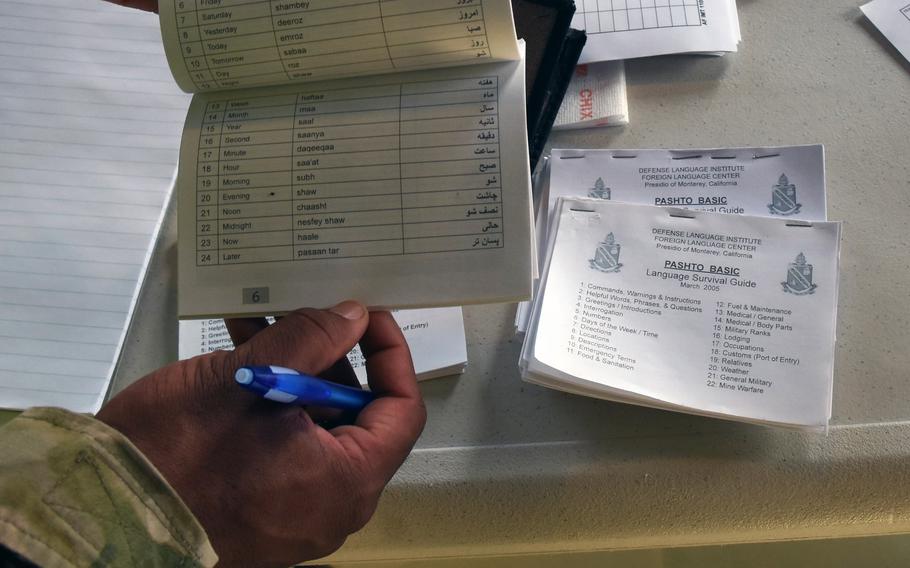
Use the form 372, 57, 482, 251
195, 77, 503, 265
566, 282, 802, 399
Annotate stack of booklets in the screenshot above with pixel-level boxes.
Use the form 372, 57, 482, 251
519, 146, 843, 429
570, 0, 741, 61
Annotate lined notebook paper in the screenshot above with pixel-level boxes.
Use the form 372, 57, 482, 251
0, 0, 190, 412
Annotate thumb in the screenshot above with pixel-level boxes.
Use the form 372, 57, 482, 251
228, 301, 369, 378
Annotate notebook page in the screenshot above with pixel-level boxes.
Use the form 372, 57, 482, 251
0, 0, 191, 412
159, 0, 521, 93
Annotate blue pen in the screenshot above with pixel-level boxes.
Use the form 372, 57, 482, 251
234, 365, 374, 412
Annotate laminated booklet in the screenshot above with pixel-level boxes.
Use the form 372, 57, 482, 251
521, 198, 842, 430
157, 0, 534, 318
178, 307, 467, 383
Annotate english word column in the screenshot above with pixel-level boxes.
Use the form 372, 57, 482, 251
292, 86, 404, 260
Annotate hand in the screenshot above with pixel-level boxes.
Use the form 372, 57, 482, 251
103, 0, 158, 12
97, 302, 426, 567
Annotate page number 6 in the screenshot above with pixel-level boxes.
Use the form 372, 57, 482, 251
242, 287, 270, 305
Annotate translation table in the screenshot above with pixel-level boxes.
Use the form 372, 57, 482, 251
193, 77, 504, 265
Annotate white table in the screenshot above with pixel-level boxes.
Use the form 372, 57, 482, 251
112, 0, 910, 563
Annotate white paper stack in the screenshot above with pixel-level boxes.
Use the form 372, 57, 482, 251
571, 0, 741, 62
179, 308, 467, 385
518, 146, 844, 429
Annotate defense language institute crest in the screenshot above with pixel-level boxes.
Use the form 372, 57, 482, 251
588, 177, 611, 199
768, 173, 802, 216
589, 232, 622, 273
782, 252, 817, 295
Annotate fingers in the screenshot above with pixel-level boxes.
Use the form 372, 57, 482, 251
229, 301, 369, 379
307, 357, 362, 427
225, 317, 270, 346
319, 356, 361, 389
331, 312, 426, 482
103, 0, 158, 12
359, 312, 419, 401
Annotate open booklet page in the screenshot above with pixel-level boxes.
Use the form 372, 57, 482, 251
178, 307, 467, 383
521, 199, 841, 429
159, 0, 521, 92
571, 0, 740, 62
178, 55, 532, 317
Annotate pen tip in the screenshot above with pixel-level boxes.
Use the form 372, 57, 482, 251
235, 368, 254, 385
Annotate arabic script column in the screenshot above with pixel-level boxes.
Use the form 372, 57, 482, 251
292, 85, 404, 260
400, 77, 503, 254
380, 0, 493, 68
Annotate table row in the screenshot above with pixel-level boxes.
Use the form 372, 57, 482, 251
182, 37, 489, 76
197, 217, 502, 246
195, 147, 500, 176
198, 137, 500, 162
184, 49, 491, 88
180, 19, 485, 49
194, 158, 502, 187
202, 93, 498, 120
175, 1, 485, 30
193, 173, 502, 200
195, 203, 503, 228
199, 118, 499, 142
196, 233, 504, 265
197, 186, 500, 207
201, 79, 498, 107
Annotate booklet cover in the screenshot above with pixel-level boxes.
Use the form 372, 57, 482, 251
521, 199, 842, 430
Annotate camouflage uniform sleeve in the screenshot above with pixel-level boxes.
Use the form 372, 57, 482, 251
0, 407, 218, 567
